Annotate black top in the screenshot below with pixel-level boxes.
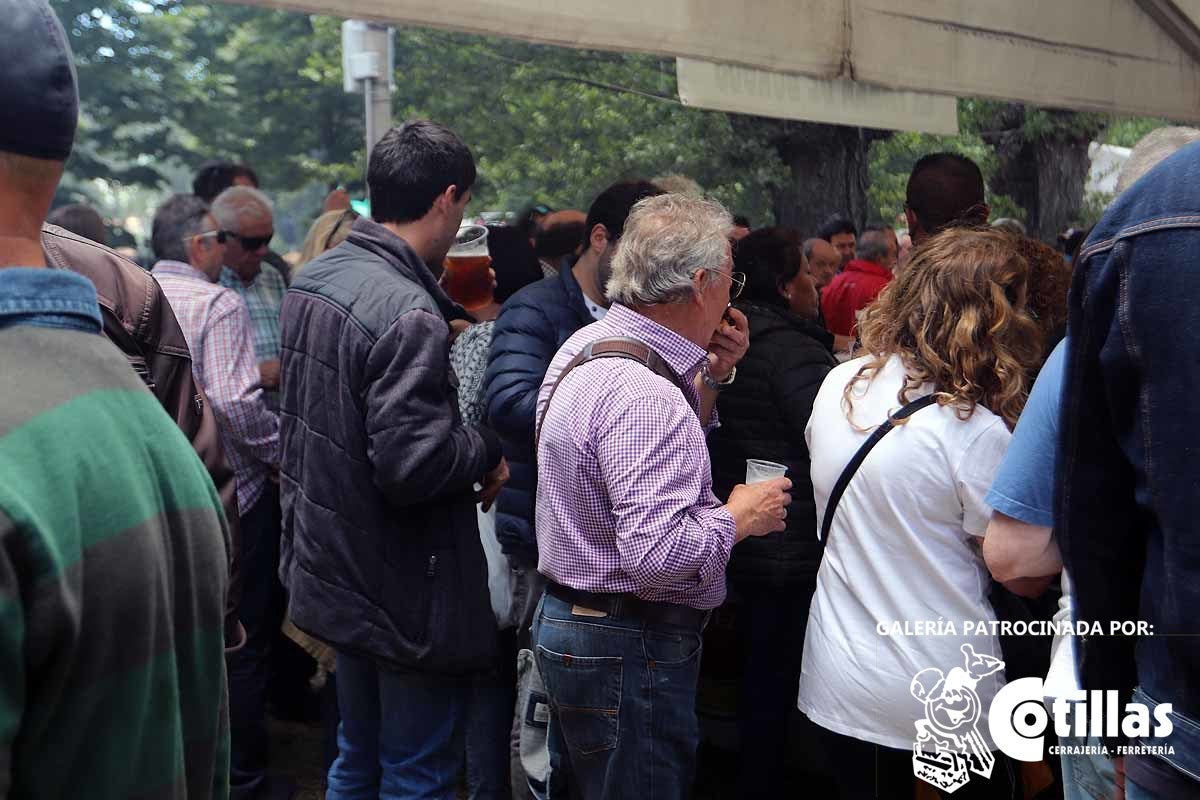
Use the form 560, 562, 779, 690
708, 302, 837, 588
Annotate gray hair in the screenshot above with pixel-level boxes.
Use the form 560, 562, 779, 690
857, 227, 890, 263
151, 194, 211, 264
210, 185, 273, 233
1116, 126, 1200, 196
605, 194, 733, 307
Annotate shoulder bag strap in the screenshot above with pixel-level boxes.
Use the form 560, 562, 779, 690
819, 394, 937, 543
535, 337, 689, 451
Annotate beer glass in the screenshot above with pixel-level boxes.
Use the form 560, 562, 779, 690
444, 225, 493, 311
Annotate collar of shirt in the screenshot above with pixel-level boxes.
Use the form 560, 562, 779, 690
845, 259, 893, 280
603, 303, 709, 382
0, 267, 102, 333
152, 259, 211, 283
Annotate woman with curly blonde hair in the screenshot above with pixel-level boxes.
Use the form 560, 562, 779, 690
797, 227, 1041, 800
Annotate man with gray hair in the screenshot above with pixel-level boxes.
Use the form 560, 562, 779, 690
819, 224, 896, 338
532, 193, 792, 798
803, 237, 840, 293
214, 185, 287, 411
148, 193, 285, 798
210, 185, 290, 800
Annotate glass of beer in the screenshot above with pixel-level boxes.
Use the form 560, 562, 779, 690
443, 225, 493, 311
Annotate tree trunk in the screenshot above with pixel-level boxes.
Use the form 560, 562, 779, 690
986, 107, 1104, 244
1029, 137, 1093, 243
730, 117, 888, 234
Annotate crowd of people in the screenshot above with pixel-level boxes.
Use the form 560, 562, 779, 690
3, 1, 1199, 799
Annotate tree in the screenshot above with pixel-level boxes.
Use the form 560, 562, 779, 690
972, 103, 1108, 242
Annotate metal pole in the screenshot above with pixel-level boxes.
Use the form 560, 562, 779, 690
364, 76, 376, 164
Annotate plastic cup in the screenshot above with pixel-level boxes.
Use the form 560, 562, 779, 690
443, 225, 493, 311
745, 459, 788, 484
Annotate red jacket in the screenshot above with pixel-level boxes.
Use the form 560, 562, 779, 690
820, 259, 894, 336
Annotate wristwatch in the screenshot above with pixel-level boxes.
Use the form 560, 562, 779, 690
702, 364, 737, 391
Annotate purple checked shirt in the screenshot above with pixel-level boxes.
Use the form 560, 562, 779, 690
535, 303, 736, 610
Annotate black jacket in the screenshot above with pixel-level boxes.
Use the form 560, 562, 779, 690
278, 218, 503, 675
483, 265, 593, 564
708, 302, 837, 588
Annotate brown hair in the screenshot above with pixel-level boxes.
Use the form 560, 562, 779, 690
843, 227, 1042, 429
1013, 234, 1070, 354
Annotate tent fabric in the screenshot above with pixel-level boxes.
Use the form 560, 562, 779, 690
242, 0, 1200, 121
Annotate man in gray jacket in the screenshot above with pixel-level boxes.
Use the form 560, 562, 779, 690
278, 119, 508, 798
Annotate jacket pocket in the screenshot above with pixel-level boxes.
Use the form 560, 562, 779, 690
535, 645, 622, 755
380, 538, 437, 650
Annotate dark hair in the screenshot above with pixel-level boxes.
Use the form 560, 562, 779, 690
46, 203, 107, 245
817, 214, 857, 241
732, 214, 752, 229
193, 160, 235, 203
534, 221, 586, 261
368, 120, 476, 225
584, 181, 665, 244
152, 194, 211, 263
906, 153, 987, 234
231, 163, 259, 187
733, 226, 804, 310
516, 203, 553, 239
486, 225, 545, 303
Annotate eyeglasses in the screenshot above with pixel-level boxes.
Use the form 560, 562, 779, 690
222, 230, 273, 251
702, 268, 746, 300
185, 229, 226, 246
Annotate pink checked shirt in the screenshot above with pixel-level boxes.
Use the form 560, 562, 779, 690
153, 260, 279, 515
535, 303, 736, 610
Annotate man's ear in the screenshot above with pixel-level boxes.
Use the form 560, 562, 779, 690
904, 207, 920, 236
588, 223, 609, 256
434, 184, 459, 215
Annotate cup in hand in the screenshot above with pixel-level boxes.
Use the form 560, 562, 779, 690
745, 459, 788, 484
443, 224, 493, 311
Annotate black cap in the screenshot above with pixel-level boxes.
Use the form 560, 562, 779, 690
0, 0, 79, 161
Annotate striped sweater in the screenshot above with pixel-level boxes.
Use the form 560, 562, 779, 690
0, 268, 231, 799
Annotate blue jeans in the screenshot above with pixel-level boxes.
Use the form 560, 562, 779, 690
532, 591, 705, 800
1059, 736, 1116, 800
465, 628, 517, 800
326, 651, 466, 800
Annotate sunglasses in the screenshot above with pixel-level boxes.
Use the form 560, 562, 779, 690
222, 230, 273, 251
702, 268, 746, 300
186, 229, 227, 246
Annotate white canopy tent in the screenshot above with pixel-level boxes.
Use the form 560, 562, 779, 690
236, 0, 1200, 123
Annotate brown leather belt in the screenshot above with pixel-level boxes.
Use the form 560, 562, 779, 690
546, 581, 710, 631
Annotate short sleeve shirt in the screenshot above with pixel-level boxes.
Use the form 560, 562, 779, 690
798, 354, 1011, 749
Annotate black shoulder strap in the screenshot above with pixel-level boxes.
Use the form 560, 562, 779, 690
535, 337, 688, 450
819, 395, 937, 543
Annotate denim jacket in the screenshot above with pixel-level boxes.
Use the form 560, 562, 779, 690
1058, 140, 1200, 779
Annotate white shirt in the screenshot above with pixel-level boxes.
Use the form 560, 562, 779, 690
798, 355, 1010, 750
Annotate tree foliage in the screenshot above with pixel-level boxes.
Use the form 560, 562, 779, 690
53, 1, 1179, 248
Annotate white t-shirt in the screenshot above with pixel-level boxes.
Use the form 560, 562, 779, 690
798, 355, 1010, 750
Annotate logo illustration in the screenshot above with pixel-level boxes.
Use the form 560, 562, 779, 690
910, 644, 1005, 793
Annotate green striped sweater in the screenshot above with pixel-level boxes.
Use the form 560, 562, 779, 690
0, 323, 231, 799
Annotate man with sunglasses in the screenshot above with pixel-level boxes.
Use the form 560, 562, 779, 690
214, 186, 287, 413
149, 193, 287, 800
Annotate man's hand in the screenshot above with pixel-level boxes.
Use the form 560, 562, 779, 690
726, 477, 791, 542
259, 359, 281, 390
478, 457, 510, 512
707, 306, 749, 381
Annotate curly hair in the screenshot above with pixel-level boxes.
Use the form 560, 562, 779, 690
843, 227, 1042, 430
1013, 234, 1071, 353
